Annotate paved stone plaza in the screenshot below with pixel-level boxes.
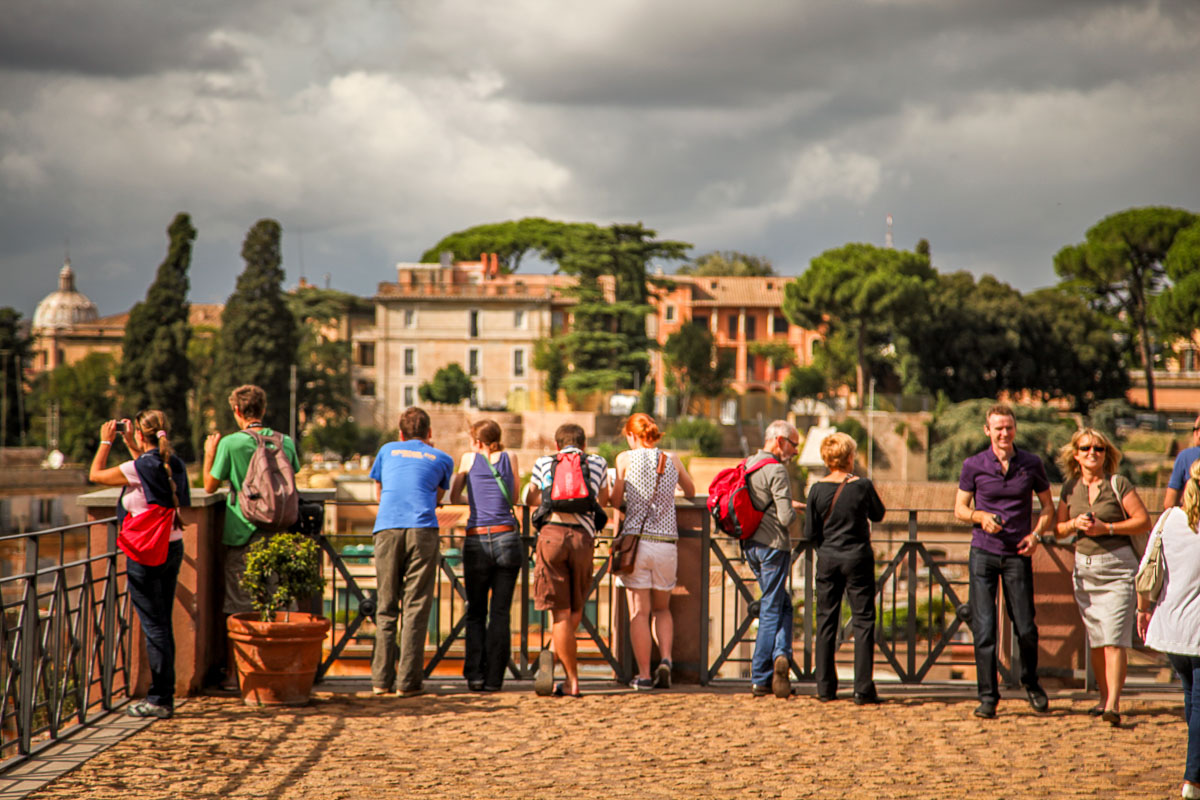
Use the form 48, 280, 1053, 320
25, 685, 1189, 799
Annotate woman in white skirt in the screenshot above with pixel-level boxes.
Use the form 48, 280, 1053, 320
1053, 428, 1150, 726
610, 413, 695, 690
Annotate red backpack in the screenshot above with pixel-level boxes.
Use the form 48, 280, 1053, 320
531, 450, 607, 531
707, 456, 780, 539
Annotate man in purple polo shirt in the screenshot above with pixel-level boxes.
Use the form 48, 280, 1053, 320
954, 404, 1055, 719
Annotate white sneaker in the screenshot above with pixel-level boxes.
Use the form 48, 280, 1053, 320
1182, 782, 1200, 799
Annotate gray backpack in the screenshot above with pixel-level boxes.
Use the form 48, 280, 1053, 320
238, 429, 299, 532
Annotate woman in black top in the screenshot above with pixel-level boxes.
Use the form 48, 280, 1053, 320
805, 432, 886, 704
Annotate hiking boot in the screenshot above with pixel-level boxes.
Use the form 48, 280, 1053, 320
772, 655, 791, 698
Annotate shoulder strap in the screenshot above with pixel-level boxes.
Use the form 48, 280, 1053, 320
745, 455, 780, 474
482, 453, 513, 506
1110, 474, 1129, 521
823, 475, 852, 525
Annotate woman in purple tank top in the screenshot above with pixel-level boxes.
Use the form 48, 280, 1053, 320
450, 420, 523, 691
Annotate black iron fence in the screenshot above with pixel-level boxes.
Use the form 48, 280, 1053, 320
0, 518, 132, 770
313, 500, 1024, 687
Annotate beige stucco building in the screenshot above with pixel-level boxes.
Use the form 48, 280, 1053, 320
351, 255, 573, 429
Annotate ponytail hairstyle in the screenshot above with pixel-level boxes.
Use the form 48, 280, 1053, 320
135, 410, 179, 512
623, 413, 662, 446
470, 419, 503, 453
1184, 457, 1200, 530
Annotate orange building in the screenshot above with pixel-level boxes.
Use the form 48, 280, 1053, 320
649, 275, 823, 397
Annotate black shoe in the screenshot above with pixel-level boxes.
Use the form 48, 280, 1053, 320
1026, 686, 1049, 713
751, 684, 770, 697
974, 701, 997, 719
816, 694, 837, 703
853, 692, 882, 706
467, 680, 485, 692
654, 659, 672, 689
482, 684, 502, 693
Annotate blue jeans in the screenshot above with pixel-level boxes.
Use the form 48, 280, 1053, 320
1168, 653, 1200, 784
742, 541, 793, 687
968, 547, 1040, 702
462, 531, 523, 688
126, 539, 184, 708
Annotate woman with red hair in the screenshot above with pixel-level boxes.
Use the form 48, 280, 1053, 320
610, 413, 695, 690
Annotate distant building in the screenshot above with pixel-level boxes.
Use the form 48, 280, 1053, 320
1127, 332, 1200, 412
28, 259, 222, 375
649, 275, 824, 412
351, 255, 573, 429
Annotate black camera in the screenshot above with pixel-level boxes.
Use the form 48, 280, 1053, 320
114, 421, 126, 433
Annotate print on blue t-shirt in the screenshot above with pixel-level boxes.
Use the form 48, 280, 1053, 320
370, 440, 454, 532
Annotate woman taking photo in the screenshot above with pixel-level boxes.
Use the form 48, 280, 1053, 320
805, 432, 885, 705
1053, 428, 1150, 726
610, 413, 695, 690
449, 419, 522, 692
1137, 458, 1200, 799
89, 411, 190, 719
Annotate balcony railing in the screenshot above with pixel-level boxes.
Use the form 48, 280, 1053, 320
0, 518, 132, 771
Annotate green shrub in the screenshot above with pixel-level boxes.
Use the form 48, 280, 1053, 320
878, 597, 951, 641
665, 418, 723, 457
242, 533, 326, 622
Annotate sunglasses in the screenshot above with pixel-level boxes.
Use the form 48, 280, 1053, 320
779, 436, 799, 448
1077, 445, 1106, 453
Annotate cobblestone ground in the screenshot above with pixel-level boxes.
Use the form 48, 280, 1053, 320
29, 686, 1189, 800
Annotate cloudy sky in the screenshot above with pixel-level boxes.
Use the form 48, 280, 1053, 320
3, 0, 1198, 320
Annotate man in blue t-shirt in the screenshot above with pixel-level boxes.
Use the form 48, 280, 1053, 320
954, 404, 1055, 720
368, 406, 453, 697
1163, 412, 1200, 510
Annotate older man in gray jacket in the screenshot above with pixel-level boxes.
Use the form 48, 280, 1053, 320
744, 419, 805, 697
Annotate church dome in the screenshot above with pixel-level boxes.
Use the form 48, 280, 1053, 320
33, 260, 99, 330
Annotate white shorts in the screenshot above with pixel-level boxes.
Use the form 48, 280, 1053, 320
616, 539, 677, 591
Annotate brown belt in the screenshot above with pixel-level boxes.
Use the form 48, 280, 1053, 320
465, 524, 516, 536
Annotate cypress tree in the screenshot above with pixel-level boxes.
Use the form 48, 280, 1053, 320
116, 213, 196, 460
215, 219, 298, 432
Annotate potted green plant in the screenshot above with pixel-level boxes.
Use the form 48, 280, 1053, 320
226, 533, 331, 706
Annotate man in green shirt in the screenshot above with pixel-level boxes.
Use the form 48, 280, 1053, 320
203, 384, 300, 616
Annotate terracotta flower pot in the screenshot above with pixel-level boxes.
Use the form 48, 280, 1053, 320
227, 612, 331, 706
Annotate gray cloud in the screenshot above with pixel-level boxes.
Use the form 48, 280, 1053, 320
1, 0, 1198, 322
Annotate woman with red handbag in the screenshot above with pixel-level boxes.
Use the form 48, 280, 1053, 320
89, 410, 190, 719
610, 414, 695, 690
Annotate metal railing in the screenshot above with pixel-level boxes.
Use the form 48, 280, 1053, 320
0, 518, 132, 771
314, 500, 1027, 687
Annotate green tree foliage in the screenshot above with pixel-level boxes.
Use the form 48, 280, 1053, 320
532, 337, 568, 400
783, 243, 934, 402
186, 326, 220, 455
420, 218, 596, 272
676, 251, 774, 277
418, 363, 474, 405
215, 219, 298, 432
784, 366, 826, 402
1054, 206, 1199, 409
286, 287, 371, 427
116, 213, 196, 459
302, 419, 386, 460
0, 308, 31, 446
900, 272, 1127, 410
927, 399, 1075, 482
30, 352, 116, 464
661, 323, 733, 415
1155, 222, 1200, 348
557, 223, 690, 398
